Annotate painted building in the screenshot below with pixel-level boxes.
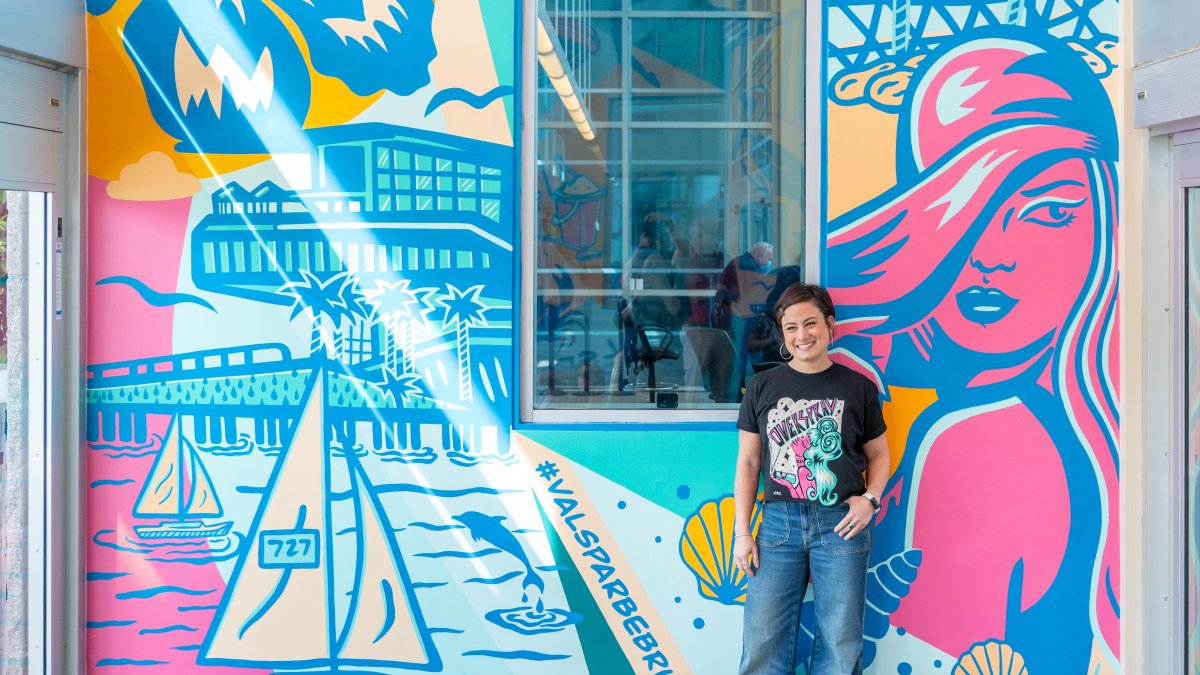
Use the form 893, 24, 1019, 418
14, 0, 1200, 672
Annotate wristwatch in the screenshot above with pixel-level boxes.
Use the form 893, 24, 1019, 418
862, 491, 880, 512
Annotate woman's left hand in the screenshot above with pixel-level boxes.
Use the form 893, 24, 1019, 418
834, 496, 874, 540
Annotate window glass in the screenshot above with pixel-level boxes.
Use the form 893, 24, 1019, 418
533, 0, 803, 412
0, 190, 26, 669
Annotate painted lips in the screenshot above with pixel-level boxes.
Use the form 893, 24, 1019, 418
956, 286, 1018, 325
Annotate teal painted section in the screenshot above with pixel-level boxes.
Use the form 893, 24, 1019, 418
535, 496, 635, 675
479, 2, 516, 128
520, 430, 738, 518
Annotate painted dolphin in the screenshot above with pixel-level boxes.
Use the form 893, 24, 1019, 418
453, 511, 545, 594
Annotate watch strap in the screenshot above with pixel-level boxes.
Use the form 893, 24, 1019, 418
862, 491, 880, 512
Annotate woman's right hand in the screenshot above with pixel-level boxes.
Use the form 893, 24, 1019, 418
733, 534, 759, 577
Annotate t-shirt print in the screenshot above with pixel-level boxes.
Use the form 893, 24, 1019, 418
765, 397, 845, 505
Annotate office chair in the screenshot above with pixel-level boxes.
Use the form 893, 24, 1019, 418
635, 324, 680, 403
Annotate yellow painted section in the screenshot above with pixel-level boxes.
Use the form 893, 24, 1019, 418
881, 386, 938, 478
826, 101, 898, 219
86, 1, 384, 182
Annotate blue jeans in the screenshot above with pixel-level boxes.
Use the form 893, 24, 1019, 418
739, 500, 871, 675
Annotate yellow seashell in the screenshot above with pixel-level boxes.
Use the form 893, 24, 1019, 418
678, 494, 762, 605
952, 640, 1029, 675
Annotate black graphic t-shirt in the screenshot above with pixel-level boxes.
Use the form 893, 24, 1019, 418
737, 362, 886, 505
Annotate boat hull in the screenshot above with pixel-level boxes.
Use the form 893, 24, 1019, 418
134, 521, 233, 539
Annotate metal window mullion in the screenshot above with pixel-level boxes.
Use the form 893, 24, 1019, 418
771, 18, 782, 255
589, 10, 775, 18
621, 3, 631, 301
625, 121, 774, 129
520, 0, 538, 419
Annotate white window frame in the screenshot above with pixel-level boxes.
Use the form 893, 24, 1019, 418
519, 0, 823, 423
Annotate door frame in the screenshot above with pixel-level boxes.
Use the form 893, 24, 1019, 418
0, 51, 85, 675
1141, 129, 1200, 675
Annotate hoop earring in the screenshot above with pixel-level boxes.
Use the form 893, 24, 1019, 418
779, 342, 793, 361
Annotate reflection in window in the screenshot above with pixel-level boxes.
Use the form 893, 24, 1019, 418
533, 0, 804, 411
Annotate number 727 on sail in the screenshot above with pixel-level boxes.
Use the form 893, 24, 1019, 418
259, 530, 321, 568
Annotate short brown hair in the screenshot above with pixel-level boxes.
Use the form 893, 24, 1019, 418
773, 282, 836, 331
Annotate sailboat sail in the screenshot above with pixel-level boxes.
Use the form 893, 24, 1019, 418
184, 437, 222, 516
336, 454, 439, 668
200, 369, 441, 670
133, 416, 222, 518
200, 376, 334, 666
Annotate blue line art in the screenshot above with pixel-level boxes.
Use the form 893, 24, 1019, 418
115, 586, 216, 600
95, 658, 170, 667
139, 625, 198, 635
413, 548, 502, 559
461, 650, 571, 661
90, 479, 137, 488
97, 276, 217, 312
87, 572, 131, 581
424, 86, 515, 116
87, 620, 137, 629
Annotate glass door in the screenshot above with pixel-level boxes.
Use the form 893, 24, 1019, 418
0, 189, 51, 673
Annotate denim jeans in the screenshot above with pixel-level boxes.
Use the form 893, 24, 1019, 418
739, 500, 871, 675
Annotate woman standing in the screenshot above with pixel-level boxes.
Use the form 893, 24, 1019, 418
733, 283, 890, 674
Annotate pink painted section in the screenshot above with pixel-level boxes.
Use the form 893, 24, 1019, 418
86, 176, 189, 365
85, 178, 267, 673
889, 404, 1070, 656
910, 41, 1071, 172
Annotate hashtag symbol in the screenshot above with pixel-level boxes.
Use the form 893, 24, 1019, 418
536, 461, 560, 480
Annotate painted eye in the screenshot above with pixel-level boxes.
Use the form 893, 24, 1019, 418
1018, 196, 1086, 228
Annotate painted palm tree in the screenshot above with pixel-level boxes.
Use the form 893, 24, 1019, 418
891, 0, 912, 54
333, 274, 373, 364
1003, 0, 1026, 26
380, 367, 428, 408
438, 284, 488, 403
364, 278, 435, 375
281, 269, 349, 360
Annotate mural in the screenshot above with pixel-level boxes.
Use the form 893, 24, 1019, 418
84, 1, 722, 673
83, 1, 1121, 675
823, 1, 1120, 674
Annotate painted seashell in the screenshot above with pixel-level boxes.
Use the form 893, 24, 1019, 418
678, 494, 763, 606
952, 640, 1029, 675
867, 548, 922, 615
864, 548, 922, 642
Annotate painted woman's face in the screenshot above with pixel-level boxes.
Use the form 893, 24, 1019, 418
930, 158, 1098, 354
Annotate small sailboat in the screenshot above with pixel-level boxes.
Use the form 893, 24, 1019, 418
133, 415, 233, 539
199, 370, 440, 671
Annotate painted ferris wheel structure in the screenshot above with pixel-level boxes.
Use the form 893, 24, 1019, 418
826, 0, 1113, 72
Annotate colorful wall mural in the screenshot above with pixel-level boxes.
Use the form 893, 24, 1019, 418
83, 1, 1120, 675
823, 0, 1121, 673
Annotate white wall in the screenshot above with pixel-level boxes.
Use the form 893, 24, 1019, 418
1133, 0, 1200, 67
0, 0, 84, 68
1133, 0, 1200, 129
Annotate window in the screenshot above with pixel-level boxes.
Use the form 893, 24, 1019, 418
525, 0, 806, 418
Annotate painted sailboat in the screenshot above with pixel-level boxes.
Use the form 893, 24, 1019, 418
199, 371, 440, 671
133, 415, 234, 539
